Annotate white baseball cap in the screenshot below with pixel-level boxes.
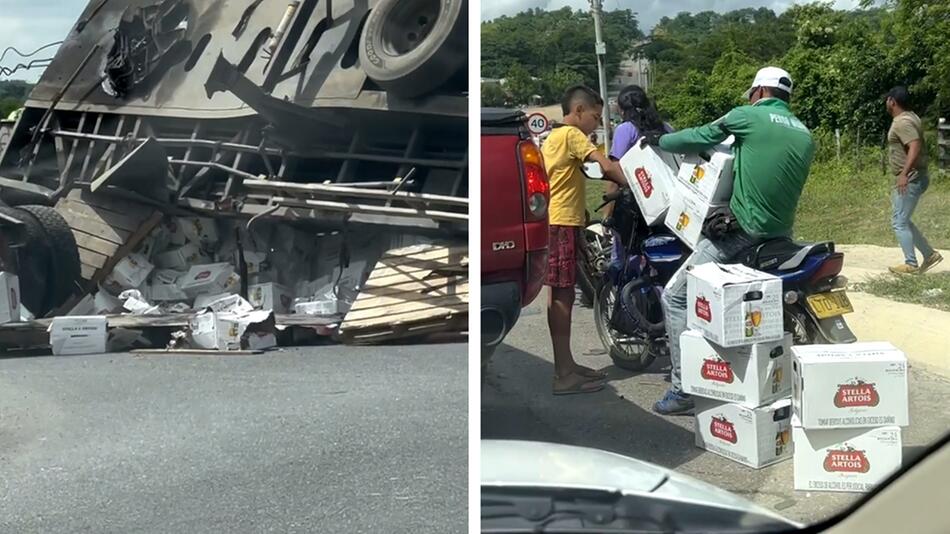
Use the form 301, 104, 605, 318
744, 66, 793, 99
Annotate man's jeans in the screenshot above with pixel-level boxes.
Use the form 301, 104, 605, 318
662, 231, 762, 394
892, 174, 935, 267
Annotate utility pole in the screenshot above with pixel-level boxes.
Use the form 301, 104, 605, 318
590, 0, 611, 151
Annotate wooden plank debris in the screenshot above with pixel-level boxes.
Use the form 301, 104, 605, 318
339, 244, 468, 344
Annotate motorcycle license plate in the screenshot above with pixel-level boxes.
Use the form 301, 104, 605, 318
806, 291, 853, 319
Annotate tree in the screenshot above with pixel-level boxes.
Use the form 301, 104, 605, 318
481, 83, 507, 107
0, 97, 21, 119
504, 64, 537, 106
540, 67, 584, 104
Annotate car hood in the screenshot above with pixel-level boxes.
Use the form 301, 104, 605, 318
481, 440, 798, 527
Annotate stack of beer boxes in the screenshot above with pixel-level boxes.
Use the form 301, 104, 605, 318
790, 343, 908, 493
683, 262, 792, 469
665, 139, 735, 249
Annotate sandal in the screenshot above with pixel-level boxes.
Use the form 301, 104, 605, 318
576, 365, 608, 379
553, 373, 606, 395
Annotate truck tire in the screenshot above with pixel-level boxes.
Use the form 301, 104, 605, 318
17, 205, 82, 313
359, 0, 467, 98
0, 206, 50, 316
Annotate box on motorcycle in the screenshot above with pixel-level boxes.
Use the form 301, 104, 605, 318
676, 142, 735, 205
664, 184, 726, 250
680, 330, 792, 408
792, 422, 902, 492
694, 397, 793, 469
791, 342, 909, 429
618, 141, 681, 225
686, 263, 783, 347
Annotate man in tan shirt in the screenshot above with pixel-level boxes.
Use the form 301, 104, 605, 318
885, 86, 942, 274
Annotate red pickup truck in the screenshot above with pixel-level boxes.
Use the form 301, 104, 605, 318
480, 109, 549, 365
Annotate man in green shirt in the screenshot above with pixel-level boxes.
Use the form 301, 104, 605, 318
884, 86, 942, 275
652, 67, 816, 415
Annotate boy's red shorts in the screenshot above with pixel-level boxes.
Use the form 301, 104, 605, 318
545, 225, 579, 289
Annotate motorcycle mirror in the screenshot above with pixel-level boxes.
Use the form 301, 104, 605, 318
582, 161, 604, 180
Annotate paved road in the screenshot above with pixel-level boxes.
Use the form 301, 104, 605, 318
482, 295, 950, 525
0, 344, 467, 533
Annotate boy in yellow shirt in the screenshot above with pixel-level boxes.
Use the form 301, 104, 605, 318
542, 85, 628, 395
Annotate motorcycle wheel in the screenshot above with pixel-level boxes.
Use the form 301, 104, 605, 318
594, 284, 655, 371
577, 225, 609, 308
785, 305, 828, 345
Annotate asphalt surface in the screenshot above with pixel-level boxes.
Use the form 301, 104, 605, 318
0, 344, 467, 533
482, 294, 950, 525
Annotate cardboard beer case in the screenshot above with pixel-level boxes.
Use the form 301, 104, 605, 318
178, 263, 240, 298
694, 397, 793, 469
686, 263, 784, 347
0, 272, 20, 324
618, 141, 681, 225
249, 282, 294, 313
48, 316, 108, 355
681, 330, 792, 408
664, 183, 727, 250
676, 148, 735, 205
792, 421, 902, 492
792, 343, 909, 429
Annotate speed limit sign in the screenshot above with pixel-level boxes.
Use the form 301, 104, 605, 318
526, 113, 549, 135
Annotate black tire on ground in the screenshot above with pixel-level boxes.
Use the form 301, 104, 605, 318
594, 284, 656, 372
16, 205, 82, 313
359, 0, 467, 98
0, 206, 50, 316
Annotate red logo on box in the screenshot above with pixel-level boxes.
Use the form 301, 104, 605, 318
710, 416, 737, 444
823, 447, 870, 473
701, 357, 734, 383
195, 271, 212, 281
834, 379, 880, 408
695, 296, 712, 322
634, 167, 653, 198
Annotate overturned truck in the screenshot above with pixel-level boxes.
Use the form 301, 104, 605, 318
0, 0, 468, 349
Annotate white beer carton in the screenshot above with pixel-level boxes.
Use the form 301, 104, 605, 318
108, 253, 154, 290
619, 141, 680, 225
792, 423, 902, 493
178, 263, 240, 298
48, 316, 108, 355
676, 149, 735, 205
664, 184, 727, 250
694, 398, 793, 469
248, 282, 294, 313
154, 243, 206, 270
681, 330, 792, 408
0, 272, 20, 324
178, 216, 219, 246
792, 343, 909, 429
190, 309, 275, 351
686, 263, 783, 347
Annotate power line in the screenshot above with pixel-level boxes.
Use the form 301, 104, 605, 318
0, 41, 63, 65
0, 58, 54, 78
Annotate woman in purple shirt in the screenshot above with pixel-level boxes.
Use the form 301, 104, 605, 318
603, 85, 671, 261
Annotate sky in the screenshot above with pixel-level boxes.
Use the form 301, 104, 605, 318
481, 0, 869, 28
0, 0, 88, 82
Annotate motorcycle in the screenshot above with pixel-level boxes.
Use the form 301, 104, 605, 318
576, 217, 611, 308
594, 188, 856, 372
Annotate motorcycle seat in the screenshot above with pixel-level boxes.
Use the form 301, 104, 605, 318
740, 238, 834, 272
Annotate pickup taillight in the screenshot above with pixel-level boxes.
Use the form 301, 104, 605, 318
519, 140, 548, 221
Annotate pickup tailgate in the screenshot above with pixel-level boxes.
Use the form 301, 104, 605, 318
481, 109, 528, 278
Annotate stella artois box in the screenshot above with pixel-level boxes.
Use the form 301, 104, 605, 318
792, 423, 902, 492
618, 141, 680, 225
686, 263, 784, 347
792, 343, 909, 429
694, 398, 793, 469
664, 183, 726, 250
676, 148, 735, 205
248, 282, 294, 313
681, 330, 792, 408
178, 263, 241, 298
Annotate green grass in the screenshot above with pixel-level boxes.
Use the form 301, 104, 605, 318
585, 180, 609, 219
858, 272, 950, 312
795, 159, 950, 248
